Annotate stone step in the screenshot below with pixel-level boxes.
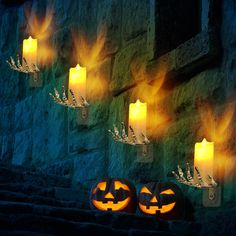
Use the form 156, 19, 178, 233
0, 190, 87, 209
0, 183, 55, 198
0, 201, 199, 235
0, 212, 177, 236
0, 201, 167, 231
0, 183, 90, 208
0, 166, 70, 188
0, 230, 53, 236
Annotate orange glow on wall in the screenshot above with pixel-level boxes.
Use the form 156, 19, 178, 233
71, 26, 108, 101
24, 5, 55, 66
197, 101, 236, 179
130, 58, 172, 140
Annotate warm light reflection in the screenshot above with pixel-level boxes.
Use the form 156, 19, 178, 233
24, 5, 55, 66
197, 101, 236, 178
72, 26, 106, 70
72, 26, 108, 101
130, 59, 171, 140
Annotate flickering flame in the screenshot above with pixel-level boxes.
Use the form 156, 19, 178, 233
202, 138, 207, 146
130, 59, 172, 139
72, 26, 108, 101
72, 25, 107, 70
197, 101, 236, 178
24, 5, 55, 66
197, 101, 235, 145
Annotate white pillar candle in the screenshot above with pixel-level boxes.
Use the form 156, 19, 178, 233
128, 99, 147, 144
194, 138, 214, 182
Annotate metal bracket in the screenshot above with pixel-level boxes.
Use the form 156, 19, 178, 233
29, 73, 42, 87
77, 107, 89, 126
202, 185, 221, 207
137, 144, 153, 163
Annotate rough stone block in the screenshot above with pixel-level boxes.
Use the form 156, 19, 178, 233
0, 105, 13, 131
68, 101, 109, 131
68, 125, 107, 154
52, 27, 73, 76
110, 35, 147, 93
12, 129, 32, 166
171, 69, 224, 120
97, 0, 122, 55
87, 100, 110, 127
0, 8, 18, 54
47, 104, 67, 162
32, 86, 51, 128
162, 116, 199, 173
108, 139, 127, 178
1, 135, 13, 162
54, 0, 80, 26
39, 159, 74, 178
14, 96, 33, 132
122, 0, 148, 41
77, 0, 98, 35
72, 150, 107, 185
31, 125, 47, 167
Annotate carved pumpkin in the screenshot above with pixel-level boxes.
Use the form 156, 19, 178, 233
90, 178, 137, 213
138, 181, 184, 220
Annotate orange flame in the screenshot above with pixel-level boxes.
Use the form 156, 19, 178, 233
197, 100, 236, 179
24, 5, 55, 66
130, 59, 172, 139
72, 25, 107, 70
72, 26, 108, 101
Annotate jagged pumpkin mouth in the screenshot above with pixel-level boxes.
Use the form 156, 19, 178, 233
139, 202, 176, 214
92, 197, 131, 211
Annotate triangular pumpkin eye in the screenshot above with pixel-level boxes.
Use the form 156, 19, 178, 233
114, 181, 130, 191
97, 182, 107, 191
160, 189, 175, 195
140, 186, 152, 194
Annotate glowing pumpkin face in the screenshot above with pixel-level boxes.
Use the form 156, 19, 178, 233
138, 182, 184, 220
90, 178, 137, 213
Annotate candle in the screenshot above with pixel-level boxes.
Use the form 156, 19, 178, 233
194, 138, 214, 182
128, 99, 147, 144
22, 36, 38, 68
68, 64, 87, 103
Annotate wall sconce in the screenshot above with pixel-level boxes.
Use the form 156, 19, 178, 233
109, 99, 153, 162
172, 138, 221, 207
49, 64, 89, 125
6, 36, 42, 87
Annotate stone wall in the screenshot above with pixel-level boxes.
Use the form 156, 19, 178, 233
1, 0, 236, 223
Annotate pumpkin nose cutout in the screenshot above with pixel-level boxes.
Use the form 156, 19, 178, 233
150, 196, 158, 203
105, 192, 114, 199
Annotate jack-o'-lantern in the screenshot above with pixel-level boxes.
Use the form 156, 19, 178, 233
138, 181, 184, 220
90, 178, 137, 213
